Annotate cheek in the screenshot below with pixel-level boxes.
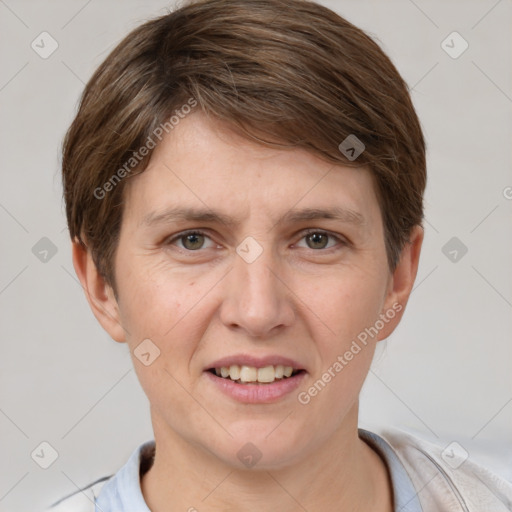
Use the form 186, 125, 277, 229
295, 277, 381, 435
116, 261, 198, 339
301, 266, 388, 347
120, 272, 207, 412
295, 266, 386, 406
116, 261, 218, 385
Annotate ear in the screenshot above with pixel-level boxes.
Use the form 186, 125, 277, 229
72, 240, 126, 343
377, 225, 424, 340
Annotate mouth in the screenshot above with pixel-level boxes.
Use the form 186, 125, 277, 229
204, 355, 308, 403
207, 365, 305, 384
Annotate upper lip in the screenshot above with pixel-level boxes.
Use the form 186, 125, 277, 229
206, 354, 306, 371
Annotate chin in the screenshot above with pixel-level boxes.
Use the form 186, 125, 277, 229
204, 421, 308, 471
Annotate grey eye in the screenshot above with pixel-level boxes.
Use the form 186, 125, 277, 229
305, 232, 330, 249
181, 233, 206, 250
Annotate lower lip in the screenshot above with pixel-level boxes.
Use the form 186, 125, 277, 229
204, 370, 307, 403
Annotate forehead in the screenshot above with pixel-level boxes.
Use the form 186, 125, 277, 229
123, 112, 382, 231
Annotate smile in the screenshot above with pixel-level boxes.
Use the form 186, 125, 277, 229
209, 364, 303, 384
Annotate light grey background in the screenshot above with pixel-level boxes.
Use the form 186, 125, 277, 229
0, 0, 511, 510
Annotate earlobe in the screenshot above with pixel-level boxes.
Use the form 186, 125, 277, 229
71, 241, 126, 343
377, 225, 424, 340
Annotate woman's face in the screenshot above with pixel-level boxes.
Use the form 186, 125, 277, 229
95, 112, 413, 469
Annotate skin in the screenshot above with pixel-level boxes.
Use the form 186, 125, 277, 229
73, 112, 423, 512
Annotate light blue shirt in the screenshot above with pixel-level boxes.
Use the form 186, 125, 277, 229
47, 427, 512, 511
359, 429, 423, 512
91, 429, 422, 512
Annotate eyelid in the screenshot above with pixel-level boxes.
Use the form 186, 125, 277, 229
164, 228, 347, 252
295, 228, 347, 249
164, 229, 216, 249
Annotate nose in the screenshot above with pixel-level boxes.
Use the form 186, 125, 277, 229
219, 248, 296, 338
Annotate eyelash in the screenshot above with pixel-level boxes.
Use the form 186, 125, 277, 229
165, 229, 347, 253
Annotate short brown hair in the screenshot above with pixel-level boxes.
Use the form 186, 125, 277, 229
62, 0, 426, 288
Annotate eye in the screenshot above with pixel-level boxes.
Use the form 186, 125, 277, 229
166, 230, 216, 251
296, 230, 344, 250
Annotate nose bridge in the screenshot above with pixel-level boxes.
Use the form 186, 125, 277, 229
239, 251, 277, 303
220, 242, 294, 336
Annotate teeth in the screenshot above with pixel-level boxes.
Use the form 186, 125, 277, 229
229, 364, 240, 380
257, 365, 275, 383
239, 365, 257, 382
213, 364, 297, 383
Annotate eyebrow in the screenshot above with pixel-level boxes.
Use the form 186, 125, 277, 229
141, 206, 366, 229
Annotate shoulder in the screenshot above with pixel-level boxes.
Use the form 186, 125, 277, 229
43, 440, 155, 512
379, 428, 512, 511
43, 475, 112, 511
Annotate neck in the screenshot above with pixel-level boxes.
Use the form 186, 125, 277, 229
141, 406, 393, 512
